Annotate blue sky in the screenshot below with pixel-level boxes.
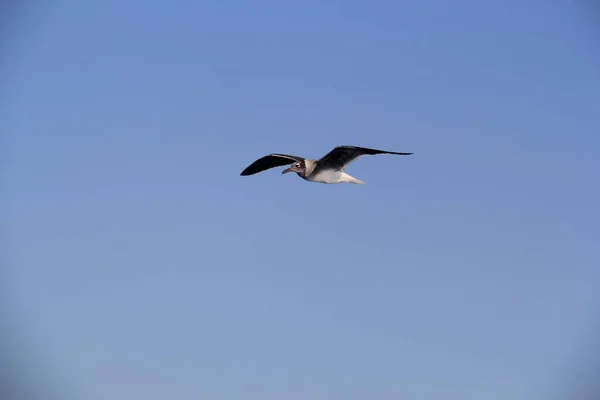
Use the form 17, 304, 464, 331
4, 1, 600, 399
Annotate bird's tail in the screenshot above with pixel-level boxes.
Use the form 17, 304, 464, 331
341, 173, 364, 184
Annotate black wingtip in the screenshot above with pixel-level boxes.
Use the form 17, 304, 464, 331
240, 165, 255, 176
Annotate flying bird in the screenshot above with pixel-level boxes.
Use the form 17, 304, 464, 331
240, 145, 413, 184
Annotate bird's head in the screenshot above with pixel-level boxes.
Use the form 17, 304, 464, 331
282, 160, 306, 176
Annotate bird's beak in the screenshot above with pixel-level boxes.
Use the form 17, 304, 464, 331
282, 167, 293, 174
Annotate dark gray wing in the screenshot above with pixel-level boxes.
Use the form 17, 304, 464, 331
315, 145, 413, 171
240, 153, 304, 176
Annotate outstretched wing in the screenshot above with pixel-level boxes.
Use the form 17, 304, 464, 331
240, 153, 304, 176
316, 145, 413, 170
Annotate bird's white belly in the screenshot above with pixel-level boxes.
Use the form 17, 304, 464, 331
309, 169, 344, 184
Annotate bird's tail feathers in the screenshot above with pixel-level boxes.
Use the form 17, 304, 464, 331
341, 172, 365, 184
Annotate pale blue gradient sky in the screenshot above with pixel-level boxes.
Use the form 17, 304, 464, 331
4, 1, 600, 399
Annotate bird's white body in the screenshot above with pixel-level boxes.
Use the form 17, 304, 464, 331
294, 158, 364, 184
308, 169, 364, 184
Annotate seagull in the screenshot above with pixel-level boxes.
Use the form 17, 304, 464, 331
240, 145, 413, 184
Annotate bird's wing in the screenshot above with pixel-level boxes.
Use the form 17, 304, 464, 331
240, 153, 304, 176
315, 146, 413, 170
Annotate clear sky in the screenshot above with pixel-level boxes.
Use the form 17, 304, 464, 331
4, 1, 600, 399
